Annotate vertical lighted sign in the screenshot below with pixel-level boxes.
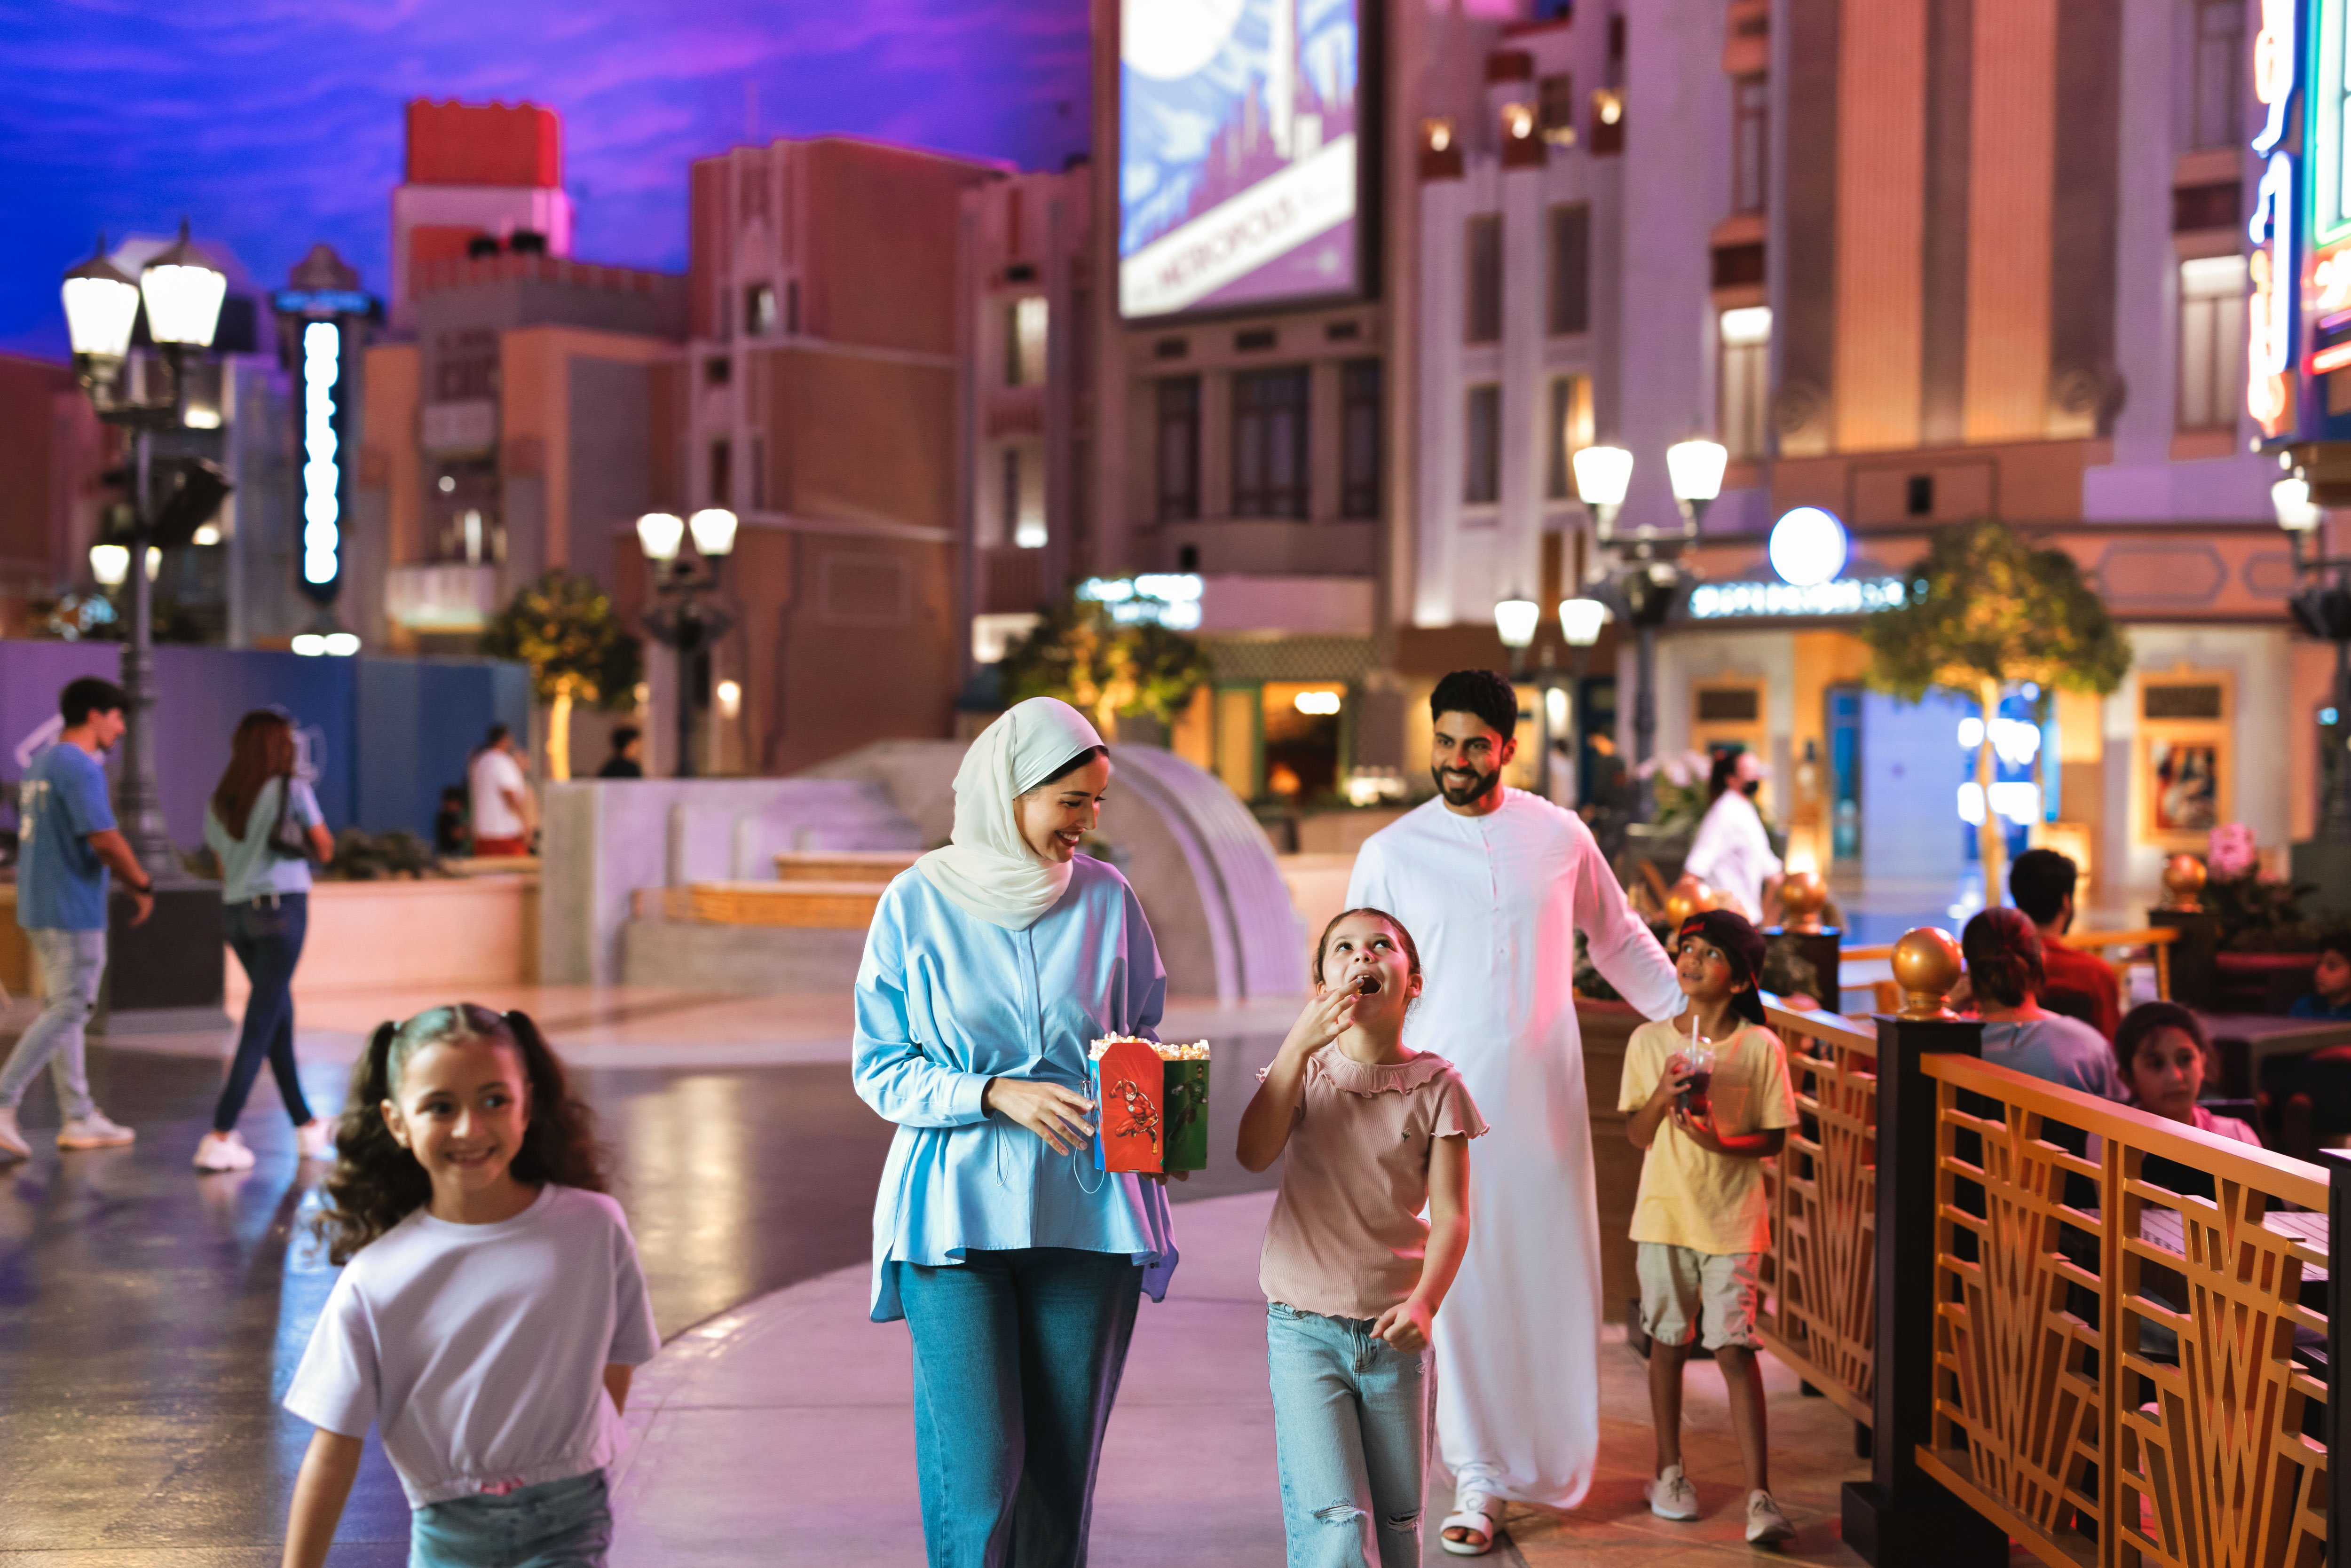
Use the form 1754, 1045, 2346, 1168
2249, 0, 2298, 438
300, 321, 343, 598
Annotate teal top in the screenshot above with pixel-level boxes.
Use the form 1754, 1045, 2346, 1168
852, 856, 1178, 1322
205, 776, 322, 904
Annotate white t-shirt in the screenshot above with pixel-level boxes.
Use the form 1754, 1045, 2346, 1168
1683, 789, 1783, 922
469, 746, 529, 839
284, 1185, 660, 1507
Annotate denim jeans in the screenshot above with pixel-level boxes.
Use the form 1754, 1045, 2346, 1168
893, 1247, 1144, 1568
0, 928, 104, 1120
1266, 1302, 1433, 1568
409, 1470, 611, 1568
215, 895, 314, 1134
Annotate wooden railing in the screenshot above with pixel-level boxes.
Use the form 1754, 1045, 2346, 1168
1911, 1054, 2330, 1568
1758, 998, 1879, 1430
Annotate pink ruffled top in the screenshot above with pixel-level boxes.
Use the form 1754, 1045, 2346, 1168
1259, 1047, 1488, 1320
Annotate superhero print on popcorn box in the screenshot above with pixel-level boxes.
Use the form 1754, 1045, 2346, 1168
1089, 1036, 1212, 1174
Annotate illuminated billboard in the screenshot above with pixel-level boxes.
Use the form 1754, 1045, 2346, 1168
1118, 0, 1363, 320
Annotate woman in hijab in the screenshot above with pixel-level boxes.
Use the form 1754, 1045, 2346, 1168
852, 697, 1177, 1567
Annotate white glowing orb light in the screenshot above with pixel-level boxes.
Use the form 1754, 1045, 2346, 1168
1666, 440, 1728, 504
300, 322, 342, 586
1558, 597, 1610, 647
1768, 507, 1849, 587
635, 512, 685, 563
323, 631, 360, 657
688, 507, 739, 558
1493, 599, 1540, 650
1957, 716, 1985, 749
1293, 689, 1343, 717
1544, 686, 1570, 733
291, 633, 327, 656
716, 679, 743, 717
89, 543, 128, 586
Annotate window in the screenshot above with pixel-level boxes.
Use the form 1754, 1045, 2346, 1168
1003, 448, 1046, 548
1340, 360, 1382, 519
1731, 75, 1769, 214
1538, 74, 1577, 142
1466, 215, 1502, 344
1464, 384, 1500, 506
1718, 306, 1771, 460
2177, 254, 2248, 431
2192, 0, 2245, 151
1157, 377, 1200, 521
1006, 297, 1049, 386
709, 438, 733, 507
1548, 205, 1590, 335
745, 284, 777, 337
433, 329, 497, 402
1546, 375, 1594, 499
1232, 367, 1310, 518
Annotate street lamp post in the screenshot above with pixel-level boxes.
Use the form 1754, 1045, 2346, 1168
1571, 439, 1727, 820
60, 224, 228, 880
636, 509, 738, 778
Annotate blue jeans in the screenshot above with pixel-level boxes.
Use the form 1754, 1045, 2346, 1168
410, 1470, 611, 1568
0, 928, 104, 1120
215, 895, 314, 1133
1267, 1302, 1433, 1568
893, 1247, 1144, 1568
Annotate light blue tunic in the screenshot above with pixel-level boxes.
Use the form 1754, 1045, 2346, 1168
853, 856, 1179, 1322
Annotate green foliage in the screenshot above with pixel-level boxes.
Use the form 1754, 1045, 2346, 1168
2204, 870, 2324, 953
999, 591, 1212, 736
479, 571, 642, 711
1861, 518, 2131, 702
322, 828, 444, 882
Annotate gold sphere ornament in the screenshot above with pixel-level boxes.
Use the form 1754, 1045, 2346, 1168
1664, 877, 1713, 930
1778, 870, 1828, 933
2161, 854, 2207, 913
1891, 926, 1964, 1019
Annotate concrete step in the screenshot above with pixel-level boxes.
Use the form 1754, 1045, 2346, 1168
772, 850, 921, 884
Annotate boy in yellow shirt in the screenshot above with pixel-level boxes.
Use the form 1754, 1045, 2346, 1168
1618, 908, 1799, 1546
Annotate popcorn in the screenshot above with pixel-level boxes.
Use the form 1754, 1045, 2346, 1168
1089, 1036, 1211, 1061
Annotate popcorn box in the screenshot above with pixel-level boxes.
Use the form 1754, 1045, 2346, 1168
1089, 1037, 1211, 1174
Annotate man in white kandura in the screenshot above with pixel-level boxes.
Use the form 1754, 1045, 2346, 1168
1347, 669, 1682, 1556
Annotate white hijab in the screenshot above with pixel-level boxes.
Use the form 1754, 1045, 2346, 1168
915, 698, 1107, 931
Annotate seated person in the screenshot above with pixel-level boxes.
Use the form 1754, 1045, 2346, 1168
596, 725, 646, 780
2009, 848, 2120, 1039
2288, 931, 2351, 1020
1963, 908, 2127, 1102
2113, 1002, 2261, 1147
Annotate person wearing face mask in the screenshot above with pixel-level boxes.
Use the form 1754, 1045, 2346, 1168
851, 696, 1178, 1568
1681, 750, 1782, 924
1346, 670, 1682, 1555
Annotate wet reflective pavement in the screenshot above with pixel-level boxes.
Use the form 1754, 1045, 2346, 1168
0, 1028, 1286, 1562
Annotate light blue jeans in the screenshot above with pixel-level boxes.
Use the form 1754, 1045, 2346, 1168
894, 1248, 1144, 1568
0, 928, 104, 1120
410, 1470, 611, 1568
1267, 1302, 1433, 1568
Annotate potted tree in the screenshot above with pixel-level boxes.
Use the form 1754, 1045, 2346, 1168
480, 571, 644, 782
1861, 518, 2130, 903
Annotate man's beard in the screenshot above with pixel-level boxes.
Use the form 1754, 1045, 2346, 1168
1433, 762, 1501, 807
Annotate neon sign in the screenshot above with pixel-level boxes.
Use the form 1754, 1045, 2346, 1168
301, 321, 342, 593
2248, 0, 2298, 437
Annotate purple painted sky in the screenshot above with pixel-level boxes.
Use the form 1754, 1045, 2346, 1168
0, 0, 1092, 357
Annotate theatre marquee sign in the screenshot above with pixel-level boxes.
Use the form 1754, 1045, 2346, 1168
2249, 0, 2351, 446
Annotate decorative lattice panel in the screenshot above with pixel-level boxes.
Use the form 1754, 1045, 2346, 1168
1758, 1005, 1878, 1425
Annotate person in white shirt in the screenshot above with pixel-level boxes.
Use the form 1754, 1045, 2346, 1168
467, 725, 533, 857
1681, 750, 1783, 924
281, 1004, 658, 1568
1347, 670, 1684, 1555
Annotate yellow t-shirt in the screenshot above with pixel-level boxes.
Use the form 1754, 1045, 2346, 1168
1617, 1018, 1799, 1256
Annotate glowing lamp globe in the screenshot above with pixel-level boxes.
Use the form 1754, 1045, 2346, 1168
1666, 440, 1728, 504
61, 239, 140, 368
1571, 445, 1633, 507
1768, 507, 1849, 587
1558, 597, 1610, 647
89, 543, 129, 587
138, 221, 228, 349
1493, 599, 1540, 650
688, 507, 739, 558
635, 512, 685, 563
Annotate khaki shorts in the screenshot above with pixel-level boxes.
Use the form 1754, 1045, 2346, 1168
1636, 1243, 1761, 1351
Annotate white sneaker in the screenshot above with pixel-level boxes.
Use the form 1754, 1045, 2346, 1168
1745, 1489, 1796, 1546
295, 1118, 335, 1161
1645, 1464, 1701, 1521
0, 1108, 29, 1161
57, 1110, 135, 1150
194, 1130, 257, 1172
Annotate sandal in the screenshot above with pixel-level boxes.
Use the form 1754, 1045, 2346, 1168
1439, 1490, 1499, 1557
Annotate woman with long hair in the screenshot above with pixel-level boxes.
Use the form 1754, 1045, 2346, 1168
853, 697, 1177, 1567
1960, 907, 2127, 1101
197, 709, 335, 1173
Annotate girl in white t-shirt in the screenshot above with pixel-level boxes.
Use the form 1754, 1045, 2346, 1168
281, 1004, 658, 1568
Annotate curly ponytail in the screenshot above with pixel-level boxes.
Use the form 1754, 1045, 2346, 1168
312, 1004, 608, 1264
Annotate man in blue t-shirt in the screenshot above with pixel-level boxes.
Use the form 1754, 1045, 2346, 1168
2, 677, 152, 1159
